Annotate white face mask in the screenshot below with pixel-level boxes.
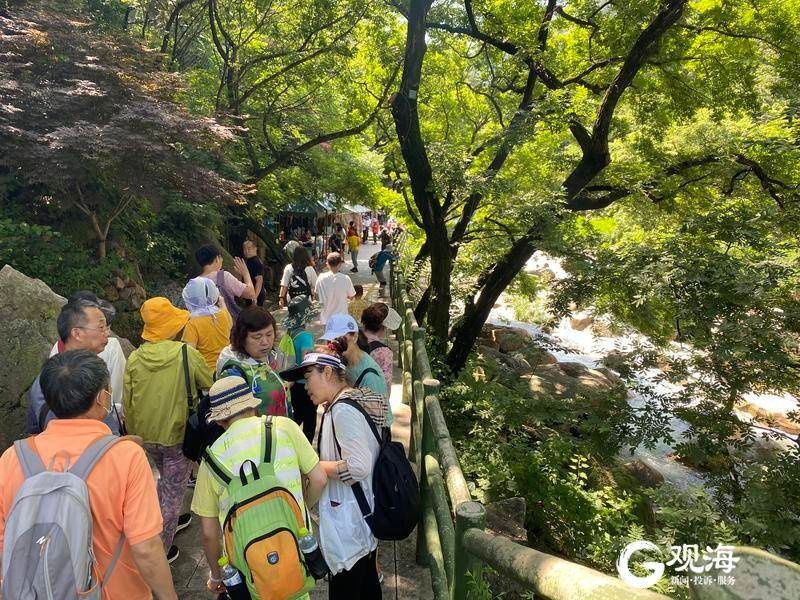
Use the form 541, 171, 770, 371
96, 389, 112, 417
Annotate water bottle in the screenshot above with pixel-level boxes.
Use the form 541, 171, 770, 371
297, 527, 330, 580
218, 556, 251, 600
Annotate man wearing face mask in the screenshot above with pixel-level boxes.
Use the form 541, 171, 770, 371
27, 298, 123, 435
0, 350, 179, 599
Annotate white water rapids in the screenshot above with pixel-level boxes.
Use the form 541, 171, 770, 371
487, 251, 799, 489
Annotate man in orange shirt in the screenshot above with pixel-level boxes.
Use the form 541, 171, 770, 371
0, 350, 178, 599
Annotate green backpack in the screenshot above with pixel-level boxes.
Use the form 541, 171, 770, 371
204, 417, 315, 600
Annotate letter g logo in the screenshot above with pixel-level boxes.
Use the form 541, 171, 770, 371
617, 540, 665, 589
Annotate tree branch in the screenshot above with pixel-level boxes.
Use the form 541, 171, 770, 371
448, 0, 558, 248
248, 62, 401, 182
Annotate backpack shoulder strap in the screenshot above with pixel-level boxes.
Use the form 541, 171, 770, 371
203, 448, 233, 486
264, 415, 274, 464
215, 269, 226, 291
181, 343, 192, 409
354, 367, 381, 388
37, 403, 51, 434
334, 398, 382, 445
367, 340, 388, 353
329, 403, 374, 519
69, 435, 122, 480
13, 437, 46, 478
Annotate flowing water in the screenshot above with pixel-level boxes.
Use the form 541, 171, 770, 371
487, 251, 798, 489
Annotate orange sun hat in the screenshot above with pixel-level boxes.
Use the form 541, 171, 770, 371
140, 297, 189, 342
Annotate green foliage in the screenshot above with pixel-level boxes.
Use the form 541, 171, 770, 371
441, 369, 643, 569
0, 219, 130, 296
117, 196, 223, 281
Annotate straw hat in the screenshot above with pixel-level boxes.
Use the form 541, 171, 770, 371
140, 297, 189, 342
206, 376, 261, 423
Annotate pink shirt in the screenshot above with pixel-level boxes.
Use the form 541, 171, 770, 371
201, 270, 247, 298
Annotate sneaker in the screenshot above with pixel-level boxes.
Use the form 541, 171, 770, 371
187, 474, 197, 488
175, 513, 192, 534
167, 545, 180, 564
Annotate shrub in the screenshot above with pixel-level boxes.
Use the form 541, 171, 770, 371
0, 219, 130, 296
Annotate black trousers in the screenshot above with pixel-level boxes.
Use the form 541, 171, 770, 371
329, 550, 381, 600
290, 383, 317, 442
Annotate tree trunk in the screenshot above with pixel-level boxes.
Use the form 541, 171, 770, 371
447, 233, 539, 373
97, 238, 107, 260
426, 232, 451, 340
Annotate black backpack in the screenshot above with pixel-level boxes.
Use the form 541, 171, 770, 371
331, 398, 420, 541
287, 267, 312, 299
366, 340, 388, 353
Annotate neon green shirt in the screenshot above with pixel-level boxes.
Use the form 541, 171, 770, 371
191, 415, 319, 525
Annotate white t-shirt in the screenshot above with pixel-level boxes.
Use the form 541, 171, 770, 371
50, 337, 126, 414
280, 264, 318, 293
314, 271, 355, 324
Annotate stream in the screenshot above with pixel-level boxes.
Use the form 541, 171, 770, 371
487, 251, 799, 490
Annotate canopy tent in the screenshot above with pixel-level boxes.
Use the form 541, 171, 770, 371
283, 196, 336, 215
344, 203, 371, 213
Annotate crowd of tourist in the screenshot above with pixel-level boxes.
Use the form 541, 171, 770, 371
0, 233, 403, 600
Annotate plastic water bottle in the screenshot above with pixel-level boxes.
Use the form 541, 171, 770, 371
297, 527, 330, 580
218, 556, 251, 600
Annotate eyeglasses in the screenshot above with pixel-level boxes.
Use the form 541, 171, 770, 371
77, 325, 111, 333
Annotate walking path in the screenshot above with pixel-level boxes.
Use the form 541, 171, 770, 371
171, 241, 431, 598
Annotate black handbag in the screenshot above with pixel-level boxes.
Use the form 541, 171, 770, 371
180, 345, 222, 461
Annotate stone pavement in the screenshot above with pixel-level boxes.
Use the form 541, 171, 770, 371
170, 241, 432, 599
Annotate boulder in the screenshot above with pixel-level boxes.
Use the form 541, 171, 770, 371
113, 276, 126, 290
0, 265, 66, 450
570, 312, 593, 331
601, 350, 632, 377
528, 362, 625, 401
516, 346, 558, 368
529, 364, 576, 398
739, 403, 800, 436
477, 346, 532, 391
558, 361, 589, 378
622, 459, 665, 488
492, 328, 531, 354
485, 497, 527, 542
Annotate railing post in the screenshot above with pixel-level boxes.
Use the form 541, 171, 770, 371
415, 378, 440, 565
411, 325, 425, 380
453, 501, 486, 600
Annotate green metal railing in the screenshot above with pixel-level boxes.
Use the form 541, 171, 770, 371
388, 259, 671, 600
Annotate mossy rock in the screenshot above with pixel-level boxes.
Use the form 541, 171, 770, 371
0, 265, 66, 450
